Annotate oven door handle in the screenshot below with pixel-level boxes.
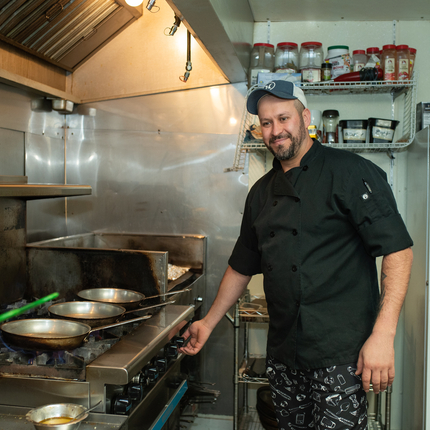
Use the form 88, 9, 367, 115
148, 379, 188, 430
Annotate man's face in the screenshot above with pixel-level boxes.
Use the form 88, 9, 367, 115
258, 96, 309, 162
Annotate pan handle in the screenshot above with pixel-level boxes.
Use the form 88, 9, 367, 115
124, 300, 176, 315
89, 301, 175, 333
141, 288, 192, 301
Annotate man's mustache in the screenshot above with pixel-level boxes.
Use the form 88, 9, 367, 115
269, 133, 291, 145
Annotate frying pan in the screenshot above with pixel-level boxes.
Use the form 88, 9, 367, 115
0, 313, 154, 351
77, 287, 191, 311
48, 300, 175, 328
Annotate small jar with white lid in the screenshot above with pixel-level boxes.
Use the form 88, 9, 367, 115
274, 42, 299, 73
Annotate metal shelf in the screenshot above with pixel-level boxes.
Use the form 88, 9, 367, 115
226, 77, 417, 171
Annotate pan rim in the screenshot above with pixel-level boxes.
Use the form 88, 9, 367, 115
77, 288, 145, 304
48, 301, 127, 319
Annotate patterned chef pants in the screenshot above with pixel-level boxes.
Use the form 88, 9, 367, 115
266, 355, 368, 430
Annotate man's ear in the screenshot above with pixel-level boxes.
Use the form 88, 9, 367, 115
302, 108, 312, 128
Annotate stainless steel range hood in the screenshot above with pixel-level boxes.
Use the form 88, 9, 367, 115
0, 0, 142, 72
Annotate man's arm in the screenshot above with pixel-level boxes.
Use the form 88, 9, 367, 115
356, 247, 413, 394
178, 265, 252, 355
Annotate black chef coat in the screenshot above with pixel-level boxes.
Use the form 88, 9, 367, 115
228, 139, 413, 369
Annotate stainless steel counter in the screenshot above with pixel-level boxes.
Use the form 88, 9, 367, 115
0, 406, 127, 430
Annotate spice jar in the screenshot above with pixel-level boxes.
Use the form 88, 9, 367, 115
321, 62, 332, 81
325, 45, 351, 78
248, 43, 275, 87
322, 110, 339, 144
381, 45, 397, 81
409, 47, 417, 77
396, 45, 410, 80
366, 47, 381, 68
352, 50, 367, 72
300, 42, 323, 82
274, 42, 299, 73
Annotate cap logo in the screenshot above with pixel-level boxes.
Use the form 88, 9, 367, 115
265, 82, 276, 90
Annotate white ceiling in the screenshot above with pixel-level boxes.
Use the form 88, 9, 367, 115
248, 0, 430, 22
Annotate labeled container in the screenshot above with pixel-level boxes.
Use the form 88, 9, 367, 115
368, 118, 399, 143
274, 42, 299, 72
352, 50, 367, 72
310, 109, 322, 139
326, 45, 351, 78
301, 67, 321, 83
381, 45, 397, 81
366, 47, 381, 68
322, 110, 339, 144
248, 43, 275, 87
409, 47, 417, 76
396, 45, 410, 80
321, 62, 332, 81
339, 120, 368, 143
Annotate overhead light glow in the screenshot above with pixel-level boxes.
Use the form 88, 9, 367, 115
125, 0, 143, 7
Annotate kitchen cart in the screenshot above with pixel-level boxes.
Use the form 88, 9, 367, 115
226, 77, 417, 172
230, 292, 392, 430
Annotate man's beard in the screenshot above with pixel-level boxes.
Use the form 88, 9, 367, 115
266, 115, 308, 161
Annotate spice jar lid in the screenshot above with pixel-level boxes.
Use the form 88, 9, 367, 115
321, 62, 332, 69
396, 44, 409, 50
367, 47, 380, 53
382, 44, 396, 50
254, 43, 274, 48
301, 41, 322, 47
353, 50, 366, 55
322, 110, 339, 117
277, 42, 298, 48
409, 47, 417, 54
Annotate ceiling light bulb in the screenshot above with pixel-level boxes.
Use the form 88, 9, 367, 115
125, 0, 143, 7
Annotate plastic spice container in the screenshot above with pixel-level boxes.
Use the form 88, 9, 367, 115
321, 62, 332, 81
274, 42, 299, 72
248, 43, 275, 87
396, 45, 410, 80
409, 47, 417, 76
300, 42, 324, 68
322, 110, 339, 144
381, 45, 397, 81
339, 120, 368, 143
325, 45, 351, 78
366, 47, 381, 68
352, 50, 367, 72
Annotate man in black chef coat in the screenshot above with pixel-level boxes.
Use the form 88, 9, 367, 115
179, 80, 413, 429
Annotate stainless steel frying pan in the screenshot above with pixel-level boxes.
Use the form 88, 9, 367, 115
77, 287, 191, 310
48, 300, 175, 327
0, 314, 153, 351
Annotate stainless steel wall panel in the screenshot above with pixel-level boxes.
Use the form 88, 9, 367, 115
0, 127, 25, 175
67, 83, 247, 134
25, 132, 67, 243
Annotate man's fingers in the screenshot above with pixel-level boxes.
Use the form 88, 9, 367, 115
361, 368, 372, 393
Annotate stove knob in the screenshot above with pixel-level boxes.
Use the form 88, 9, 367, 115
165, 343, 178, 359
112, 396, 133, 415
155, 357, 168, 373
127, 382, 144, 402
144, 364, 159, 382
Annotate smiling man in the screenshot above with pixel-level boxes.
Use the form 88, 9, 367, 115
179, 80, 413, 429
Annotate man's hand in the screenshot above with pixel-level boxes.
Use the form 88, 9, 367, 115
178, 320, 213, 356
356, 331, 395, 394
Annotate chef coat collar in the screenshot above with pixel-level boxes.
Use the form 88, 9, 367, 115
273, 139, 322, 196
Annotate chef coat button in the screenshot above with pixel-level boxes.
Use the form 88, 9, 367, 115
273, 201, 278, 206
292, 229, 298, 236
295, 301, 300, 307
303, 165, 308, 171
270, 231, 275, 238
292, 265, 297, 272
294, 197, 300, 202
268, 265, 273, 272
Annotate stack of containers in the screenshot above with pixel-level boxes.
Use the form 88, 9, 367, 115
299, 42, 324, 82
248, 43, 275, 87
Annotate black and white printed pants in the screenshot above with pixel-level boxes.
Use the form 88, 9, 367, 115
266, 355, 368, 430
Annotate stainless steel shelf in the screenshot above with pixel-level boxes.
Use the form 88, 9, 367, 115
0, 184, 92, 199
